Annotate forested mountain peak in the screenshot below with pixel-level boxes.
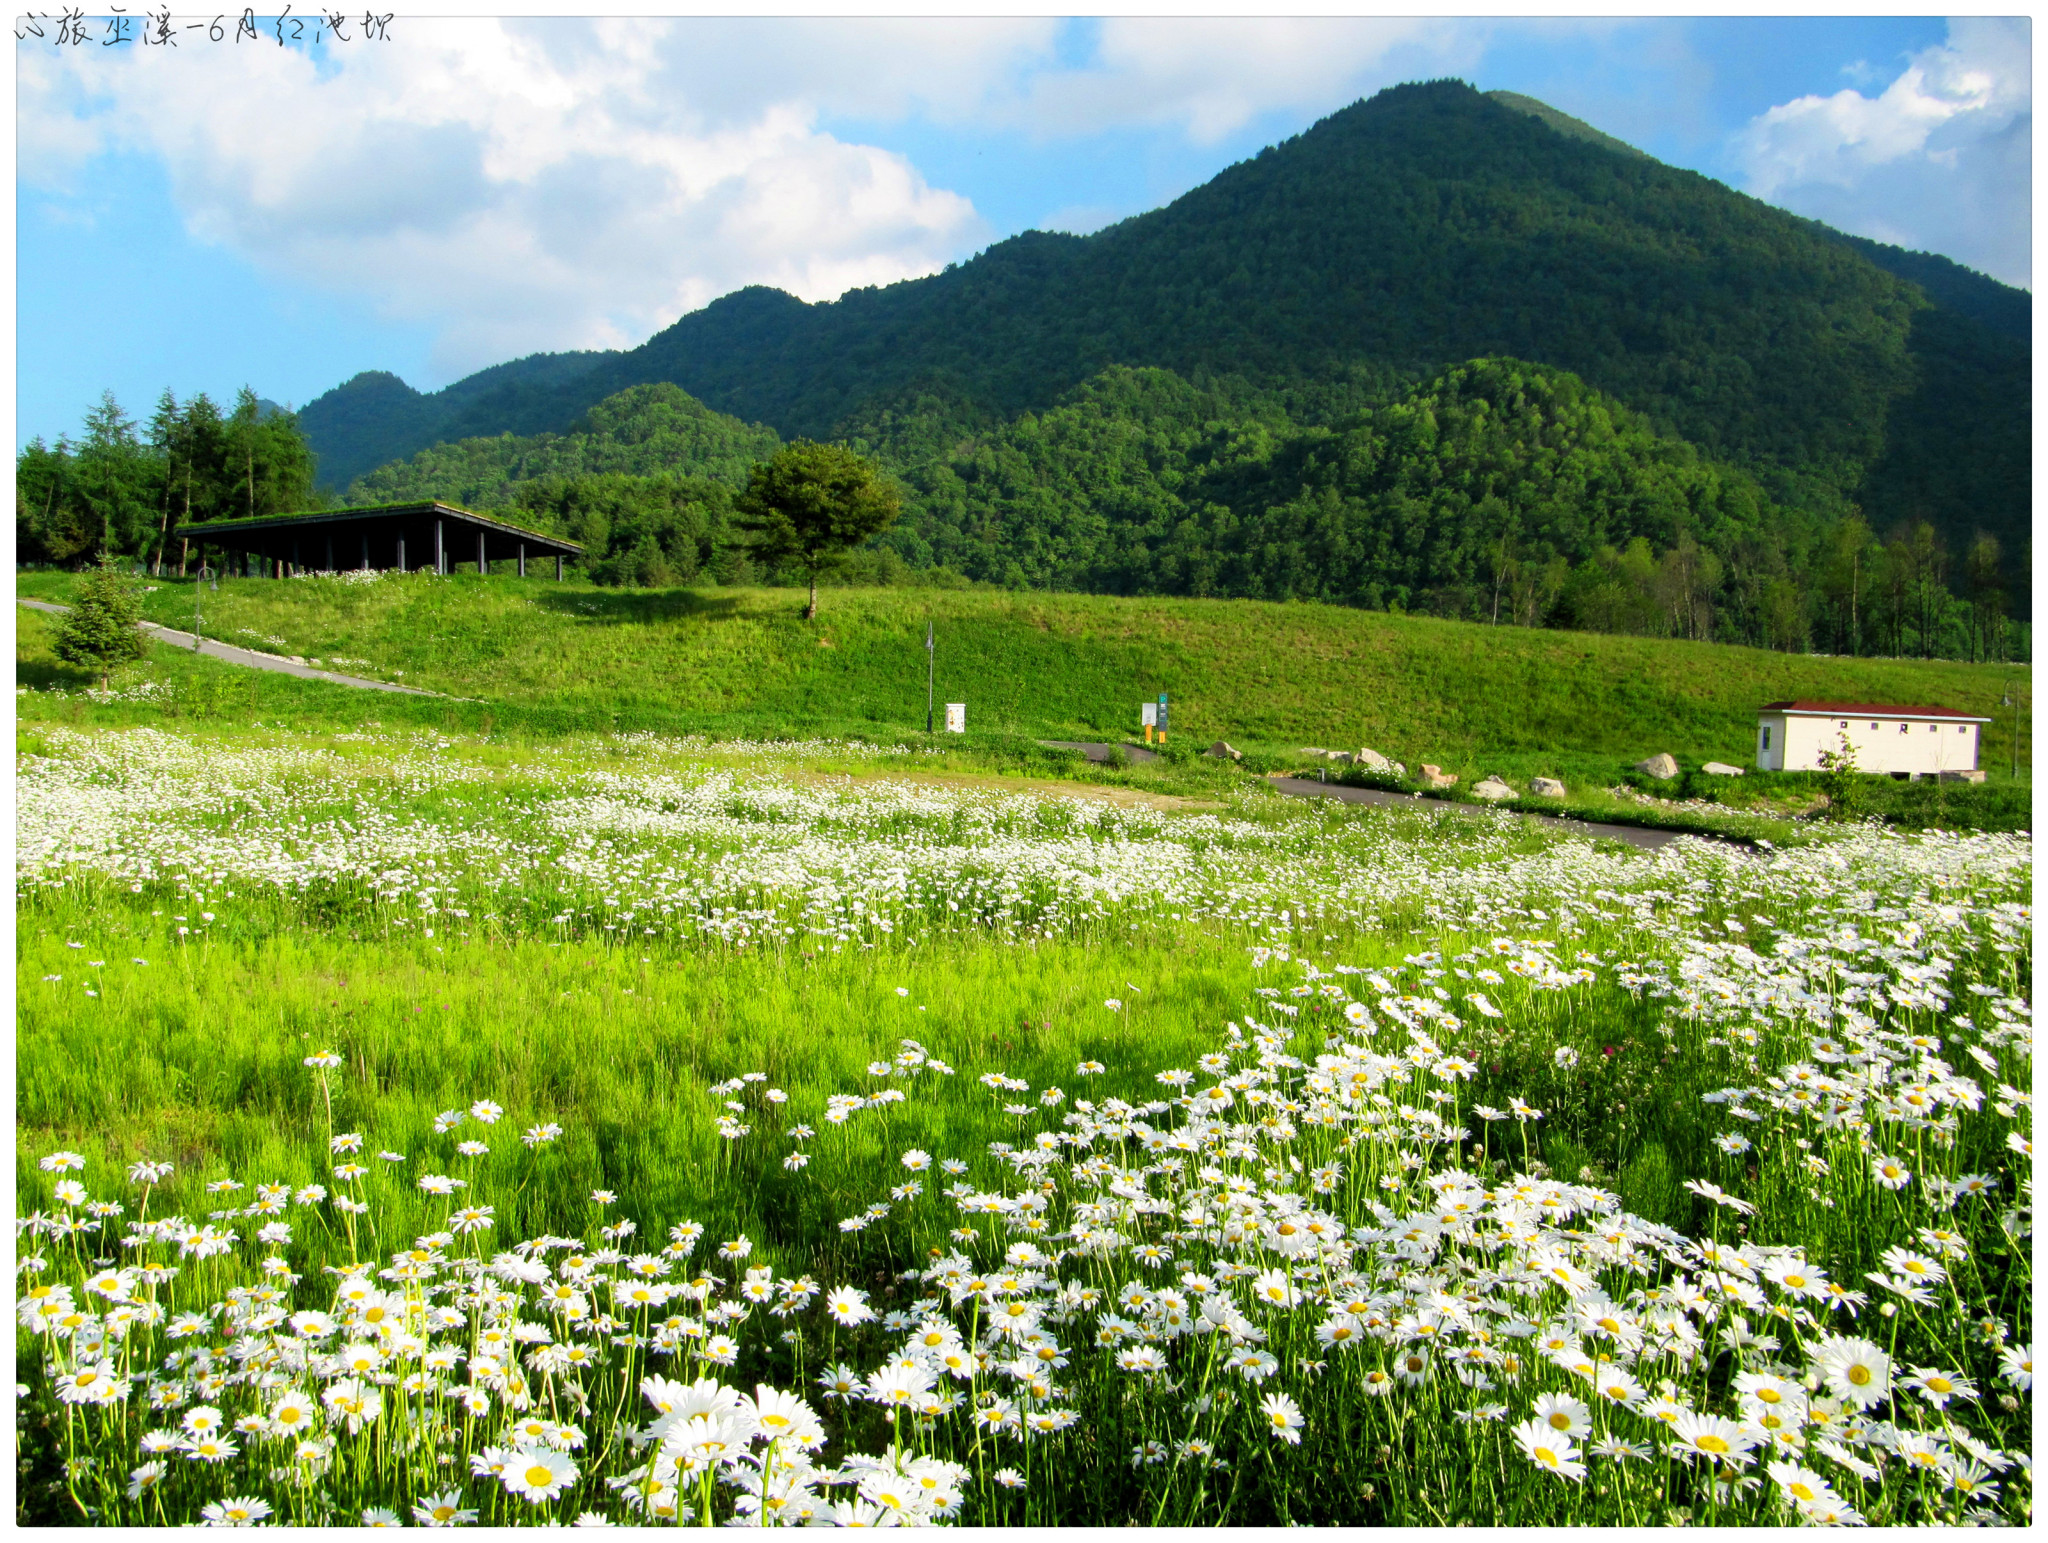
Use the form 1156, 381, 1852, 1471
299, 77, 2026, 604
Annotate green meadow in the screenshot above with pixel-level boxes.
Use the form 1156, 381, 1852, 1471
17, 569, 2031, 773
13, 573, 2034, 1528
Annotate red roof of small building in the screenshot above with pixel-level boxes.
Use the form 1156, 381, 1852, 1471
1761, 700, 1990, 721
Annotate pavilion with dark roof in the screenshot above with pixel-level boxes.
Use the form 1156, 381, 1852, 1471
171, 501, 582, 580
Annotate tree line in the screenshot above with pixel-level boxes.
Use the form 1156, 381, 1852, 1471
19, 365, 2025, 665
16, 388, 319, 573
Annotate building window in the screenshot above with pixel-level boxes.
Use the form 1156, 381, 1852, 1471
1870, 722, 1879, 730
1761, 726, 1772, 750
1900, 723, 1909, 733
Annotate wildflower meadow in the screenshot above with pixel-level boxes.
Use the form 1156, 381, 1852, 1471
15, 725, 2034, 1526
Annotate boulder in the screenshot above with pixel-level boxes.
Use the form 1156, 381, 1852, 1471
1325, 751, 1354, 764
1206, 740, 1242, 762
1635, 752, 1680, 779
1701, 762, 1744, 777
1939, 768, 1987, 784
1418, 764, 1459, 789
1528, 776, 1567, 798
1471, 777, 1516, 802
1354, 747, 1395, 772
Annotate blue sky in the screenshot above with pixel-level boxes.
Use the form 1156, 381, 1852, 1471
17, 15, 2029, 450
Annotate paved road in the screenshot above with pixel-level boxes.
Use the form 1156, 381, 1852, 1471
1036, 739, 1731, 851
1040, 739, 1161, 763
18, 596, 441, 697
1264, 775, 1717, 851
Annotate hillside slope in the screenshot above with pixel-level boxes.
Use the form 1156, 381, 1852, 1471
35, 571, 2024, 774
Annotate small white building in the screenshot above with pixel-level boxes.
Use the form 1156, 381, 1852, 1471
1755, 699, 1991, 778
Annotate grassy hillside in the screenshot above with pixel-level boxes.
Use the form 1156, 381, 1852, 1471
19, 572, 2029, 778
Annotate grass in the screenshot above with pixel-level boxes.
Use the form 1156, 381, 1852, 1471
17, 569, 2032, 771
12, 573, 2035, 1526
14, 705, 2034, 1526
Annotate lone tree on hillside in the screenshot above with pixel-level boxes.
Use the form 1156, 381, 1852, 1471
731, 441, 900, 619
54, 555, 149, 690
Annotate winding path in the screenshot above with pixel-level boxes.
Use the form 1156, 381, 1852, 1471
1040, 738, 1724, 851
17, 596, 440, 697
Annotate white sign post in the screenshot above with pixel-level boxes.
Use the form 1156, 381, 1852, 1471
1141, 701, 1156, 743
945, 703, 966, 734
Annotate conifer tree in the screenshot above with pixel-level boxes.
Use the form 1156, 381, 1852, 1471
54, 556, 149, 690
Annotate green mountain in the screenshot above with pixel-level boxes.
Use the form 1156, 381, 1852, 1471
302, 350, 616, 488
350, 383, 780, 509
306, 78, 2029, 602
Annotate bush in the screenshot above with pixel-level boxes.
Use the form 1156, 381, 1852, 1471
53, 558, 149, 689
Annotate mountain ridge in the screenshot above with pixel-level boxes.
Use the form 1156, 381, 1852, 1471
301, 80, 2028, 591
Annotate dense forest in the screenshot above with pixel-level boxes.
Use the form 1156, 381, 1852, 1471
334, 358, 2021, 662
19, 357, 2023, 662
296, 80, 2030, 615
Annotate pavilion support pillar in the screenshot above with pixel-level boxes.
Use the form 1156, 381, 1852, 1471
518, 542, 527, 578
435, 518, 445, 575
397, 536, 407, 573
555, 554, 564, 581
361, 534, 370, 572
477, 530, 487, 574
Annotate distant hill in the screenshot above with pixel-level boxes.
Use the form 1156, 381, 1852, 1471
306, 79, 2029, 597
350, 383, 780, 509
301, 350, 615, 488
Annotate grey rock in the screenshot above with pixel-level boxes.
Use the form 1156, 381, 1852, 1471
1701, 761, 1744, 777
1635, 752, 1680, 779
1939, 768, 1987, 783
1528, 776, 1567, 798
1471, 777, 1516, 802
1354, 747, 1395, 772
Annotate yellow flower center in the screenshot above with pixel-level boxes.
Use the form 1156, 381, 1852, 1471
1847, 1365, 1871, 1386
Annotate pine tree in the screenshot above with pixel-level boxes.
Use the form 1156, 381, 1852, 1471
54, 556, 150, 690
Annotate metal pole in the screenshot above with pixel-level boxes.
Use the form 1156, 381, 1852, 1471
926, 618, 935, 734
477, 530, 487, 575
435, 518, 445, 575
397, 536, 406, 573
518, 542, 527, 578
2005, 679, 2021, 779
555, 554, 563, 582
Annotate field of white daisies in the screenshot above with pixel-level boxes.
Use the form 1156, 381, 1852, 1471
15, 724, 2034, 1526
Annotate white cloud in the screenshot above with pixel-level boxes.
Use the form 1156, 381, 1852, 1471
19, 18, 992, 381
997, 18, 1482, 144
1734, 18, 2030, 286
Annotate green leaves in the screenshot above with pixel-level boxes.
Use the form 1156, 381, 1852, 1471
53, 557, 150, 689
731, 442, 902, 615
